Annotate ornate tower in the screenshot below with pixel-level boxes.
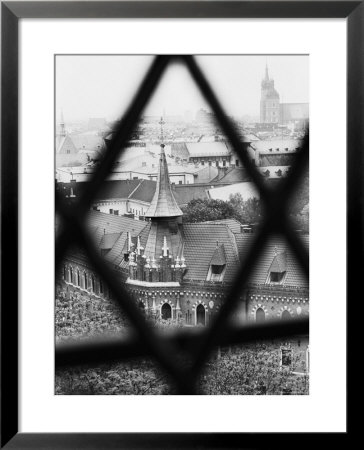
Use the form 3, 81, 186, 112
260, 64, 280, 123
127, 118, 186, 286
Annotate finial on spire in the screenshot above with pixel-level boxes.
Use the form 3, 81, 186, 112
137, 236, 144, 255
162, 236, 169, 257
265, 62, 269, 81
159, 116, 165, 144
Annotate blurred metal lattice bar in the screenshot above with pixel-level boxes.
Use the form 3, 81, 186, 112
55, 55, 309, 395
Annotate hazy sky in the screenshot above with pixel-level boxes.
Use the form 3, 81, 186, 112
56, 55, 309, 122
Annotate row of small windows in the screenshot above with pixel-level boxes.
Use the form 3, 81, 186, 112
107, 208, 145, 216
63, 265, 103, 294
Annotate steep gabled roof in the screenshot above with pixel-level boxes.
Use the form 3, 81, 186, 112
210, 244, 227, 266
269, 251, 287, 273
57, 135, 77, 155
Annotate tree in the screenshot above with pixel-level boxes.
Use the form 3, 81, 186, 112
182, 198, 239, 223
228, 193, 263, 224
182, 197, 263, 225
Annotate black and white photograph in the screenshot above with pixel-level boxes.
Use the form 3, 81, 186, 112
54, 54, 309, 396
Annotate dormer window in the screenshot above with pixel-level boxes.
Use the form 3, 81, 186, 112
211, 265, 224, 275
207, 244, 227, 282
267, 250, 287, 284
270, 271, 286, 283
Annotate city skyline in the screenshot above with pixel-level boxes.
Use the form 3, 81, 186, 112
56, 55, 309, 123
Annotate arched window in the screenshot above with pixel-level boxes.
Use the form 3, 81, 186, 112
63, 265, 67, 280
196, 304, 206, 326
138, 301, 145, 315
69, 267, 73, 284
91, 275, 95, 292
76, 270, 80, 286
84, 272, 88, 290
161, 303, 172, 320
281, 310, 291, 320
99, 279, 103, 294
256, 307, 265, 322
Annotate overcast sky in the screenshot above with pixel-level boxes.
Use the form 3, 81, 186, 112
56, 55, 308, 122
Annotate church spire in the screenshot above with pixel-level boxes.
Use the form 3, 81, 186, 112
145, 118, 183, 218
60, 109, 66, 137
264, 63, 269, 81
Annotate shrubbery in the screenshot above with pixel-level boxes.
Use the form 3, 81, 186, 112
55, 286, 309, 395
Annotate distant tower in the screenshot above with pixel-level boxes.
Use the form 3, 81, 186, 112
60, 110, 66, 137
260, 64, 280, 123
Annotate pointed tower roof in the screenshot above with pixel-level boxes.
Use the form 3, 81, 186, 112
60, 109, 66, 137
145, 118, 183, 218
264, 63, 269, 81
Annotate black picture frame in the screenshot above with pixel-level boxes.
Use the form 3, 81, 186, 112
1, 1, 359, 448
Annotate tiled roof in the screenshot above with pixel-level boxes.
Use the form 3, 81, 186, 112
172, 184, 210, 206
212, 167, 250, 183
182, 223, 240, 282
130, 179, 157, 203
252, 139, 303, 153
99, 233, 120, 250
171, 142, 190, 160
259, 154, 296, 167
234, 234, 308, 287
86, 210, 148, 248
203, 218, 243, 234
96, 179, 142, 199
194, 166, 219, 183
185, 142, 231, 158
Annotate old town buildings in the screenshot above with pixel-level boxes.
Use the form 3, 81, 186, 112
60, 135, 309, 329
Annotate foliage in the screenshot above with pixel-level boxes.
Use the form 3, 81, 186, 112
55, 286, 309, 395
182, 171, 308, 231
55, 288, 128, 342
182, 197, 262, 225
199, 343, 309, 395
228, 193, 263, 224
182, 198, 238, 223
55, 360, 170, 395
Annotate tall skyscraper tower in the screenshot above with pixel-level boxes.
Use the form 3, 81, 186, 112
260, 65, 280, 123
